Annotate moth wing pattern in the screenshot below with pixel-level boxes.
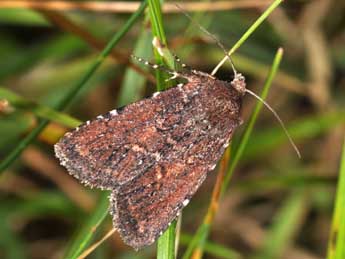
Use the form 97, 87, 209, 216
55, 79, 203, 190
108, 76, 242, 249
55, 74, 242, 249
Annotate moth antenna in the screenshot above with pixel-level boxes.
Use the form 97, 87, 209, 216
175, 4, 237, 76
131, 55, 189, 81
245, 89, 301, 159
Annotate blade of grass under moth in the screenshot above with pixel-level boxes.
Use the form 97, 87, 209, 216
0, 0, 147, 174
212, 0, 283, 75
147, 0, 178, 258
0, 87, 80, 128
157, 220, 177, 259
183, 48, 284, 259
327, 136, 345, 259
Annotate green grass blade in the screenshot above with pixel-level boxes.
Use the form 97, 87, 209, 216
64, 193, 109, 259
148, 0, 166, 91
222, 47, 284, 194
327, 136, 345, 259
148, 0, 175, 90
0, 0, 147, 174
147, 0, 177, 257
148, 0, 167, 46
212, 0, 283, 75
157, 220, 177, 259
0, 87, 80, 128
182, 224, 210, 259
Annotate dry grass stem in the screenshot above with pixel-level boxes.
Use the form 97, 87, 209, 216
0, 0, 272, 13
76, 228, 117, 259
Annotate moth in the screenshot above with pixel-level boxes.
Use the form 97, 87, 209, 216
54, 57, 247, 249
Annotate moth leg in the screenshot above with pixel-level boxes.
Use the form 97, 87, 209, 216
172, 53, 192, 71
131, 55, 190, 81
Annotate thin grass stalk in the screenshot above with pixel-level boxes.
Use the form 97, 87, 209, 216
212, 0, 283, 75
0, 0, 147, 174
148, 0, 167, 91
0, 88, 80, 128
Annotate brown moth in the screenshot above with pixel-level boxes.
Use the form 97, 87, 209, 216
54, 66, 246, 249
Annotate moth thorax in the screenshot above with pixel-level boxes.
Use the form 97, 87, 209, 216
231, 73, 246, 96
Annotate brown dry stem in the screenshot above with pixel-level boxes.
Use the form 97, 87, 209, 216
0, 1, 273, 13
191, 147, 231, 259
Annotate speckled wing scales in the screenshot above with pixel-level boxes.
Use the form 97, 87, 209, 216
55, 82, 192, 190
54, 75, 242, 249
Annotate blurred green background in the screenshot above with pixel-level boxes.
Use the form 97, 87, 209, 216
0, 0, 344, 259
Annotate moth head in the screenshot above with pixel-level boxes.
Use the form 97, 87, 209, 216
230, 73, 246, 96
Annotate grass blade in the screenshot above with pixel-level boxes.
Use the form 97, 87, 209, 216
212, 0, 283, 75
148, 0, 167, 91
157, 220, 177, 259
147, 0, 178, 258
327, 136, 345, 259
0, 87, 80, 128
64, 193, 109, 259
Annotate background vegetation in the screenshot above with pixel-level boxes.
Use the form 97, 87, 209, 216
0, 0, 344, 258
